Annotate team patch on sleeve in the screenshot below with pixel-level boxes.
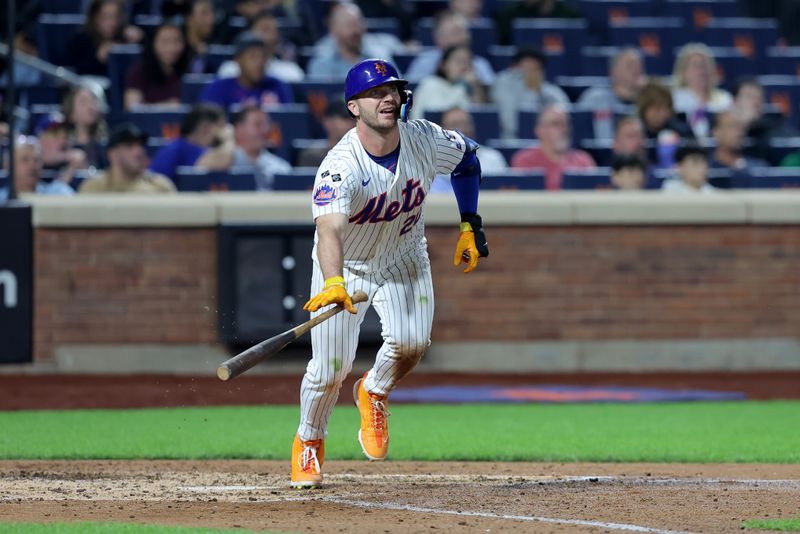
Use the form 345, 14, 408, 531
313, 183, 338, 206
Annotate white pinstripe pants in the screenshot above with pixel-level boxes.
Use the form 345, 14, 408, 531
297, 255, 434, 441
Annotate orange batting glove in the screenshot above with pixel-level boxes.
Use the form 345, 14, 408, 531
304, 276, 357, 314
453, 213, 489, 274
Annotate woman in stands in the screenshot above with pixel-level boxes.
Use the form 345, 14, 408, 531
637, 81, 695, 169
124, 20, 190, 110
66, 0, 143, 77
411, 44, 487, 121
671, 43, 733, 139
63, 86, 108, 169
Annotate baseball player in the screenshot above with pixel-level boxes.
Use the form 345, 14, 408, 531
291, 59, 489, 488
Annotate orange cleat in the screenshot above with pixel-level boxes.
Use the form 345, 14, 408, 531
290, 433, 324, 489
353, 372, 390, 461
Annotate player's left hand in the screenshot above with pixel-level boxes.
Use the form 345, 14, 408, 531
453, 214, 488, 273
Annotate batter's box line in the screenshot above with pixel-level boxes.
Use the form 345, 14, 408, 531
323, 497, 698, 534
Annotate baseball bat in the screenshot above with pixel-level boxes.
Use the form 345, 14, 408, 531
216, 290, 369, 381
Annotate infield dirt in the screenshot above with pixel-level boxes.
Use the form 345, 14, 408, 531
1, 460, 799, 533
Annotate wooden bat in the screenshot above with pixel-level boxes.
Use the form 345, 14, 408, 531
217, 290, 369, 381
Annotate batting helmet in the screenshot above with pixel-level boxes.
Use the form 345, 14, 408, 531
344, 59, 408, 102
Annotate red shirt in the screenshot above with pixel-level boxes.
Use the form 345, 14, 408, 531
510, 147, 597, 190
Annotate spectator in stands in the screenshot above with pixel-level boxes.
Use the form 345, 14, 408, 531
494, 0, 581, 46
491, 47, 569, 139
149, 103, 228, 182
306, 2, 403, 81
65, 0, 144, 77
63, 86, 108, 170
124, 21, 190, 110
297, 101, 355, 167
732, 77, 798, 165
0, 0, 43, 87
201, 105, 292, 190
636, 81, 693, 168
411, 45, 487, 121
510, 104, 596, 190
0, 136, 75, 200
442, 107, 506, 172
612, 116, 647, 163
661, 143, 715, 193
671, 43, 733, 139
201, 31, 294, 108
405, 11, 494, 85
450, 0, 483, 20
578, 48, 647, 140
79, 123, 176, 193
709, 110, 768, 180
217, 11, 305, 83
430, 106, 507, 193
610, 153, 646, 191
36, 113, 89, 186
184, 0, 218, 74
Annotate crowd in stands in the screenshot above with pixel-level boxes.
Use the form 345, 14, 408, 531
2, 0, 800, 198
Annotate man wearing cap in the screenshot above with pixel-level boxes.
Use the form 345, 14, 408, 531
200, 31, 294, 109
79, 124, 176, 193
35, 112, 89, 185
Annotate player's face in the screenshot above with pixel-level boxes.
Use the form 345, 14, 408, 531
350, 83, 401, 133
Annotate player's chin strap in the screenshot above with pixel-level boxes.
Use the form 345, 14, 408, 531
400, 89, 413, 122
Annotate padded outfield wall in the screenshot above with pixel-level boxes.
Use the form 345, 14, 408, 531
13, 191, 800, 373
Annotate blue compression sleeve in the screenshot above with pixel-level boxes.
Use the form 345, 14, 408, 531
451, 133, 481, 215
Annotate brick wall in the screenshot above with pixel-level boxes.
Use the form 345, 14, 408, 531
34, 229, 218, 362
426, 226, 800, 341
33, 225, 800, 361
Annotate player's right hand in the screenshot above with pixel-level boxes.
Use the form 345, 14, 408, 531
304, 276, 357, 314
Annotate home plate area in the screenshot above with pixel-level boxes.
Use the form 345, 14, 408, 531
1, 461, 799, 533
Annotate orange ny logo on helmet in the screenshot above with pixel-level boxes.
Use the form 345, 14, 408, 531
374, 62, 388, 76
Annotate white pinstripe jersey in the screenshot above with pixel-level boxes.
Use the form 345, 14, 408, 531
311, 119, 466, 272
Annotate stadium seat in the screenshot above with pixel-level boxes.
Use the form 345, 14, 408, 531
481, 171, 546, 190
273, 169, 317, 191
414, 17, 497, 56
146, 137, 170, 159
578, 0, 652, 42
292, 81, 346, 137
108, 45, 143, 113
36, 14, 85, 65
181, 74, 216, 104
747, 168, 800, 188
512, 19, 590, 65
766, 47, 800, 78
661, 0, 741, 36
561, 169, 612, 190
701, 18, 781, 59
41, 0, 84, 13
132, 14, 162, 32
765, 137, 800, 164
758, 75, 800, 122
291, 139, 328, 167
125, 106, 190, 139
579, 139, 614, 167
365, 18, 401, 36
205, 45, 236, 74
608, 17, 686, 74
28, 104, 61, 135
265, 104, 313, 161
174, 167, 258, 191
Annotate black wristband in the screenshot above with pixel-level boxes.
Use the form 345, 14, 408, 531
460, 212, 489, 258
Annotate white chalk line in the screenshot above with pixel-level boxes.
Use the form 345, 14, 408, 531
322, 497, 696, 534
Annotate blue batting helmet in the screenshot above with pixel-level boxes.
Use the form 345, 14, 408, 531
344, 59, 408, 102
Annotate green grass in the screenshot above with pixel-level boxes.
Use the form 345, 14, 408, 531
0, 522, 266, 533
743, 518, 800, 532
0, 402, 798, 463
